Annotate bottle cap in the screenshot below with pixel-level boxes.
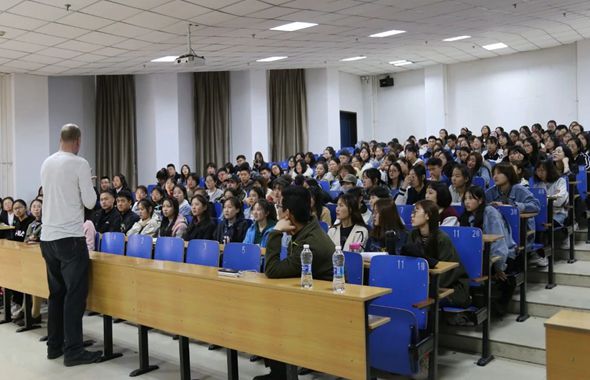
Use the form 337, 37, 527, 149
303, 244, 310, 249
335, 245, 342, 250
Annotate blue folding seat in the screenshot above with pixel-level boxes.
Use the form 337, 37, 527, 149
319, 221, 329, 233
472, 176, 485, 189
343, 251, 363, 285
126, 234, 153, 259
100, 232, 125, 255
222, 243, 261, 272
154, 237, 184, 263
326, 203, 337, 224
185, 239, 220, 267
319, 180, 330, 192
396, 205, 414, 228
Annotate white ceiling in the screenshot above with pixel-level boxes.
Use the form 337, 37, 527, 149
0, 0, 589, 76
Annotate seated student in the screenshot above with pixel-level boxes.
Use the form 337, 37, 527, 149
205, 174, 224, 202
512, 160, 531, 188
92, 190, 121, 233
10, 199, 35, 242
150, 186, 165, 218
460, 186, 516, 273
314, 161, 331, 182
348, 186, 372, 226
256, 188, 335, 380
483, 136, 502, 163
243, 199, 277, 247
24, 198, 43, 243
173, 184, 191, 218
486, 162, 540, 246
244, 187, 264, 220
368, 186, 392, 211
99, 176, 111, 192
116, 190, 140, 234
237, 163, 255, 194
164, 177, 176, 199
327, 193, 369, 251
395, 164, 427, 205
225, 175, 247, 201
185, 173, 200, 200
179, 164, 191, 187
159, 198, 188, 238
132, 185, 148, 215
366, 198, 407, 254
386, 162, 404, 191
552, 144, 577, 177
127, 199, 160, 237
309, 186, 331, 227
406, 200, 470, 308
0, 196, 14, 239
183, 194, 217, 241
426, 157, 449, 185
467, 151, 492, 187
449, 164, 471, 204
214, 197, 249, 243
425, 181, 460, 226
362, 168, 384, 196
112, 173, 130, 194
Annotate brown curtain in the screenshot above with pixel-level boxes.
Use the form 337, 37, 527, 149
269, 69, 308, 161
194, 71, 230, 174
95, 75, 137, 188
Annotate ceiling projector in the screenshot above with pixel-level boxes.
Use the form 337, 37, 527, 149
175, 24, 205, 66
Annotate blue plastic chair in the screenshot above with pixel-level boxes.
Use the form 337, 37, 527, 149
279, 160, 288, 170
472, 176, 485, 189
100, 232, 126, 255
186, 215, 193, 224
147, 184, 156, 196
390, 189, 399, 199
576, 165, 587, 201
328, 190, 340, 202
319, 181, 330, 192
199, 177, 206, 188
440, 226, 483, 286
126, 234, 153, 259
326, 203, 337, 224
369, 305, 426, 377
94, 232, 100, 252
530, 187, 556, 288
497, 205, 520, 247
185, 239, 220, 267
451, 205, 465, 217
154, 237, 185, 263
396, 205, 414, 228
214, 202, 223, 219
222, 243, 261, 272
344, 251, 363, 285
319, 221, 329, 232
369, 255, 429, 329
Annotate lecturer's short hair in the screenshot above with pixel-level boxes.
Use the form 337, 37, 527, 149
60, 124, 81, 142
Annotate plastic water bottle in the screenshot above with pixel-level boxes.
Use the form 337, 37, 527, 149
332, 245, 345, 293
301, 244, 313, 289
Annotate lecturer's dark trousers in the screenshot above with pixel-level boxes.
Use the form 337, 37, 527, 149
40, 237, 89, 358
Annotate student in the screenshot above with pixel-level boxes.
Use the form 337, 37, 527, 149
173, 184, 191, 218
323, 146, 336, 161
237, 163, 254, 193
552, 145, 576, 176
0, 196, 14, 239
256, 186, 335, 380
368, 186, 392, 211
328, 193, 369, 251
293, 159, 313, 179
179, 164, 191, 186
362, 168, 384, 196
386, 162, 404, 191
253, 151, 266, 172
159, 198, 187, 238
358, 147, 373, 173
182, 194, 217, 241
112, 174, 129, 194
314, 161, 330, 182
205, 174, 224, 202
164, 177, 176, 198
10, 199, 35, 242
24, 198, 43, 243
304, 152, 316, 169
404, 144, 423, 167
449, 164, 471, 204
244, 187, 265, 220
99, 176, 111, 192
486, 162, 540, 246
150, 186, 165, 217
132, 185, 148, 215
395, 165, 427, 205
523, 137, 545, 168
567, 137, 590, 171
243, 199, 277, 247
115, 190, 140, 234
92, 190, 121, 233
425, 181, 460, 226
270, 164, 283, 179
225, 175, 247, 200
466, 152, 492, 186
456, 146, 471, 165
309, 186, 332, 227
426, 157, 448, 184
214, 197, 249, 243
127, 199, 160, 237
406, 200, 470, 308
185, 173, 200, 200
483, 136, 502, 163
167, 163, 181, 183
366, 198, 407, 254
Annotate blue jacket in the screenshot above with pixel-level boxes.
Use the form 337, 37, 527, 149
485, 184, 540, 244
243, 221, 276, 248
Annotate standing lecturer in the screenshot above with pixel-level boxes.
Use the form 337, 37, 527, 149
40, 124, 102, 366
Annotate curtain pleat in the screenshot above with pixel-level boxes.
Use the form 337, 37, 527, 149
194, 71, 230, 174
269, 69, 308, 161
95, 75, 137, 189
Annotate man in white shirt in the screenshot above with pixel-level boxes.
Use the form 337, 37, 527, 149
40, 124, 102, 366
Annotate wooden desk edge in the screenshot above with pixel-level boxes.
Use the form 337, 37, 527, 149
520, 212, 539, 218
483, 234, 503, 243
545, 309, 590, 332
429, 261, 459, 274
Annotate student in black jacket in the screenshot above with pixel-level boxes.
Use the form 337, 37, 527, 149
116, 190, 139, 234
0, 196, 14, 239
10, 199, 35, 242
183, 194, 217, 241
92, 190, 121, 233
214, 197, 249, 243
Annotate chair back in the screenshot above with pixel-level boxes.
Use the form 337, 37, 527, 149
154, 237, 185, 262
369, 255, 429, 329
497, 205, 520, 246
214, 202, 223, 220
186, 215, 193, 224
222, 243, 262, 272
319, 181, 330, 192
319, 221, 329, 232
440, 226, 483, 286
328, 191, 340, 202
344, 251, 363, 285
576, 165, 587, 201
94, 232, 100, 252
100, 232, 125, 255
451, 205, 465, 217
326, 203, 337, 224
186, 239, 220, 267
369, 305, 421, 376
396, 205, 414, 228
126, 234, 153, 259
472, 176, 485, 189
530, 187, 548, 232
147, 184, 156, 195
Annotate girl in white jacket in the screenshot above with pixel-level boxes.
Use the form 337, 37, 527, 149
328, 193, 368, 251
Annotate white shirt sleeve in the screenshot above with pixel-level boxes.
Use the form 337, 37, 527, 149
78, 160, 97, 209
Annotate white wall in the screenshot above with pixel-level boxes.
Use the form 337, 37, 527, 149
578, 39, 590, 126
48, 76, 96, 171
339, 71, 364, 140
177, 72, 195, 172
306, 68, 340, 153
12, 74, 50, 202
230, 70, 253, 161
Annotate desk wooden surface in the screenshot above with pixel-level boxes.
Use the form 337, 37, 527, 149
545, 309, 590, 332
0, 225, 15, 231
546, 310, 590, 380
520, 212, 539, 219
0, 240, 389, 379
483, 234, 503, 243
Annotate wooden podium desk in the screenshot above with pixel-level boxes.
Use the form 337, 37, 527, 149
546, 309, 590, 380
0, 240, 390, 379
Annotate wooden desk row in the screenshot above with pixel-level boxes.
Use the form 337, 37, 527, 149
0, 239, 389, 380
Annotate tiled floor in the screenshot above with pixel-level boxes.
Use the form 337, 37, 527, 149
0, 313, 546, 380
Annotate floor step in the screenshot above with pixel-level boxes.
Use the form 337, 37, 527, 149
508, 283, 590, 318
440, 314, 547, 365
529, 260, 590, 287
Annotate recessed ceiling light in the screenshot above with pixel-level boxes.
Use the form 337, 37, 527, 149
0, 31, 5, 37
369, 29, 406, 38
443, 35, 471, 42
389, 60, 413, 66
151, 55, 177, 63
483, 42, 508, 51
270, 22, 318, 32
340, 56, 367, 62
256, 56, 288, 62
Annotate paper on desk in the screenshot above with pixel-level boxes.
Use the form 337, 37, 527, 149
360, 251, 388, 262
